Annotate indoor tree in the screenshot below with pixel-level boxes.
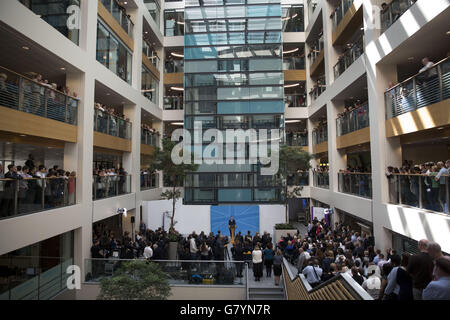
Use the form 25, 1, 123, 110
149, 138, 198, 234
279, 145, 313, 224
97, 260, 170, 300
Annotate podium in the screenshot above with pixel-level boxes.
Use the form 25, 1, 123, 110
229, 225, 236, 244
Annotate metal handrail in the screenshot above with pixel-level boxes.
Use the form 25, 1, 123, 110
380, 0, 417, 33
94, 108, 132, 140
384, 57, 449, 93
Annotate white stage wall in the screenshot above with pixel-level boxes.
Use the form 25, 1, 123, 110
142, 200, 286, 235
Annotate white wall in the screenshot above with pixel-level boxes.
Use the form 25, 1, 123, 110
260, 205, 286, 234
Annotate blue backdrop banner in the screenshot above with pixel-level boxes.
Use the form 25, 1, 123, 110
210, 205, 260, 237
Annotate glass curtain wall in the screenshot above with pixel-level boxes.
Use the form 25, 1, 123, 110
144, 0, 161, 28
141, 66, 159, 104
19, 0, 81, 45
96, 20, 133, 84
184, 0, 285, 204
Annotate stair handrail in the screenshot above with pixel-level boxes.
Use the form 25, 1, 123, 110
282, 258, 373, 300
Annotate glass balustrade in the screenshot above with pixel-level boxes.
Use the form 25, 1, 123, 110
142, 41, 160, 69
0, 177, 76, 220
333, 35, 364, 79
387, 174, 449, 213
286, 133, 308, 146
0, 66, 78, 125
385, 57, 450, 119
92, 175, 131, 200
283, 56, 306, 70
380, 0, 417, 33
309, 35, 324, 67
165, 59, 184, 73
309, 85, 326, 101
338, 172, 373, 198
336, 104, 369, 136
100, 0, 134, 38
141, 173, 159, 190
285, 94, 307, 108
93, 109, 132, 139
141, 129, 160, 147
312, 126, 328, 145
331, 0, 355, 30
164, 96, 184, 110
84, 259, 247, 286
313, 171, 329, 189
287, 172, 309, 186
0, 256, 74, 300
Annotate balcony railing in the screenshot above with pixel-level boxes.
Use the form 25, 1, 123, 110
285, 94, 306, 108
286, 133, 308, 147
283, 56, 306, 70
312, 126, 328, 145
333, 35, 364, 79
309, 35, 324, 67
92, 175, 131, 200
338, 172, 372, 198
0, 256, 74, 300
313, 171, 329, 189
387, 173, 449, 213
385, 57, 450, 119
287, 172, 309, 186
94, 109, 132, 139
141, 129, 160, 147
380, 0, 417, 33
100, 0, 134, 38
309, 85, 326, 101
142, 41, 160, 69
165, 60, 184, 73
336, 103, 369, 136
141, 173, 159, 190
0, 66, 78, 125
331, 0, 355, 30
164, 96, 184, 110
0, 177, 76, 220
84, 259, 248, 286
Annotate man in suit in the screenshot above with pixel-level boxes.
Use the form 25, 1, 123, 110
228, 216, 236, 240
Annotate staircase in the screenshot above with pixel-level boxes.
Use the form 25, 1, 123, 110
248, 287, 285, 300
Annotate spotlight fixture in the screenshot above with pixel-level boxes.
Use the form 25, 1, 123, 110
283, 48, 300, 55
284, 83, 300, 88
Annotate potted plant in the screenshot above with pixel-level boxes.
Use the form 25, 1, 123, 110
273, 223, 298, 245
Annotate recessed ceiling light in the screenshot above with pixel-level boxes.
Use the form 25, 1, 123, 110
106, 93, 111, 96
408, 57, 414, 61
22, 46, 30, 50
60, 67, 66, 71
171, 52, 184, 58
171, 122, 184, 126
447, 31, 450, 35
437, 127, 445, 130
170, 87, 184, 91
20, 134, 27, 137
284, 83, 300, 88
285, 120, 302, 123
283, 48, 300, 55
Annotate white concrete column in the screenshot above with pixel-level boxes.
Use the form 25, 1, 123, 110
327, 100, 347, 193
322, 1, 338, 86
130, 7, 143, 91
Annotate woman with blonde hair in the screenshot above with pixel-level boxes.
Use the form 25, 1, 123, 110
252, 245, 263, 282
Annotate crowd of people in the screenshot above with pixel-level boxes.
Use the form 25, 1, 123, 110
386, 159, 450, 212
89, 217, 450, 299
94, 103, 131, 138
280, 218, 449, 300
336, 101, 369, 135
92, 167, 129, 199
0, 69, 79, 123
286, 129, 308, 146
0, 154, 76, 217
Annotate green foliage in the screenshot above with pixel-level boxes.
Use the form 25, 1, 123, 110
275, 223, 296, 230
97, 260, 171, 300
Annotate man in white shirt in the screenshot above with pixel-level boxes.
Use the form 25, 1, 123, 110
189, 235, 198, 259
419, 57, 437, 76
143, 242, 153, 260
302, 259, 323, 288
435, 160, 450, 212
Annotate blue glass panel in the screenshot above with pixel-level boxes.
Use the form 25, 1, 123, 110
218, 189, 252, 202
185, 47, 218, 59
218, 101, 251, 114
